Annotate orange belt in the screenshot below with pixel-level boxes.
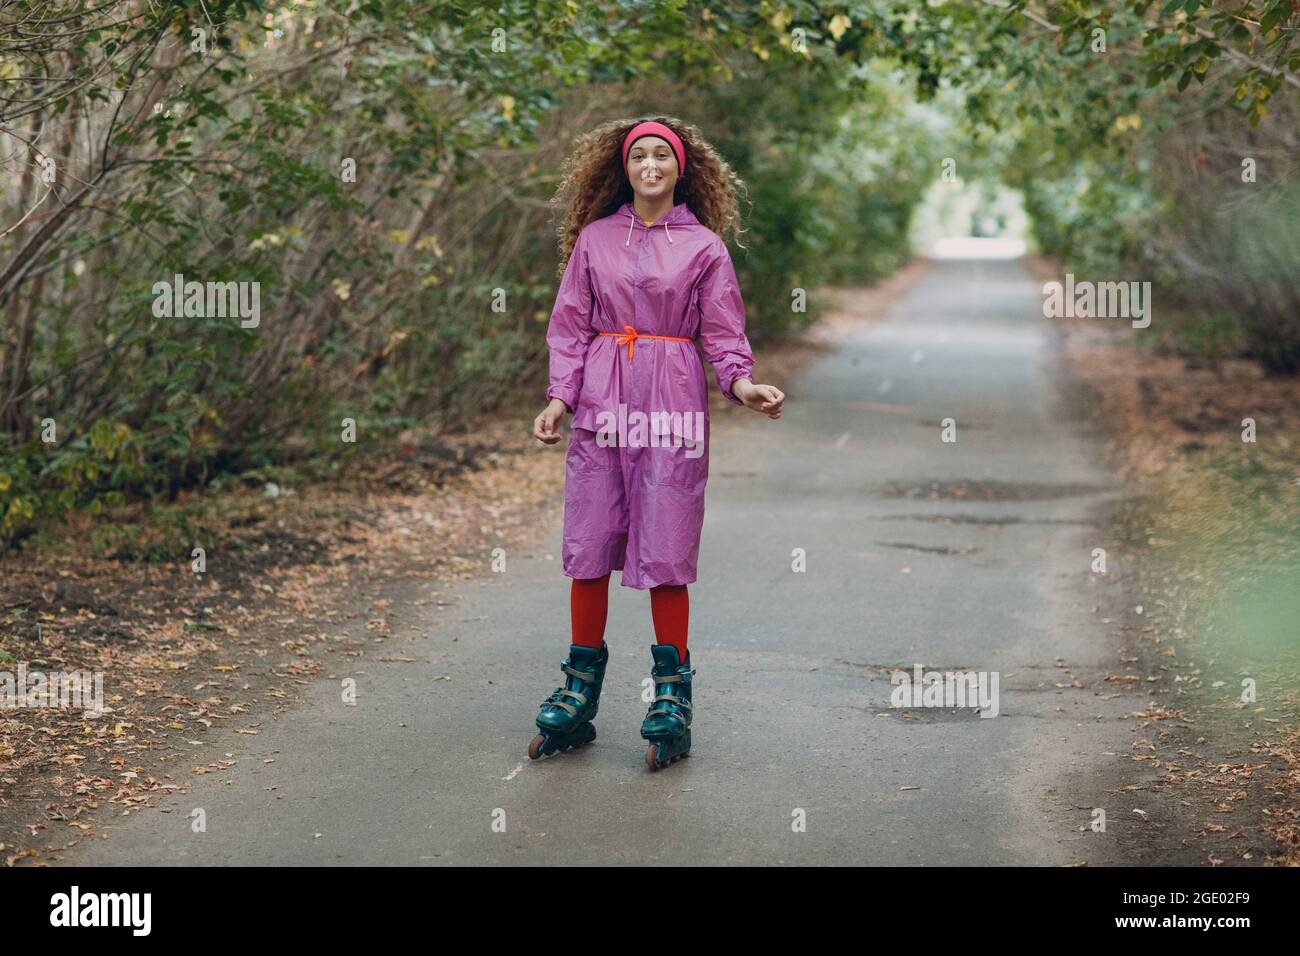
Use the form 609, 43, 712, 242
598, 324, 694, 362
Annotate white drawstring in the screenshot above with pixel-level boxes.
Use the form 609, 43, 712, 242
625, 207, 674, 245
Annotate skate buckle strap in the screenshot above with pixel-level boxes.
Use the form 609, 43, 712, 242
563, 665, 595, 681
543, 688, 588, 717
652, 694, 691, 710
655, 667, 698, 683
648, 698, 689, 729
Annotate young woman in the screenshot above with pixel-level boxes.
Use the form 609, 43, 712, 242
529, 117, 784, 771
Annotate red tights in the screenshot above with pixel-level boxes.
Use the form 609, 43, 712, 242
570, 572, 688, 662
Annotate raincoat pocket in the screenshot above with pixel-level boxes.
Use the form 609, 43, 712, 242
567, 425, 621, 473
640, 433, 709, 494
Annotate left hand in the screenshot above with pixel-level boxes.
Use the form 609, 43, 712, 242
733, 380, 784, 419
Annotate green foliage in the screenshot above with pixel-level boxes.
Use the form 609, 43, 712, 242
671, 61, 938, 340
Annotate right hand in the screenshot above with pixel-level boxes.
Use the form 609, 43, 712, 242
533, 398, 570, 444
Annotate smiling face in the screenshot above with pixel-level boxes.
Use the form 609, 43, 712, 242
625, 135, 680, 201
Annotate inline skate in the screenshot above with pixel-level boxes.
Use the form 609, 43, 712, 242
528, 641, 609, 759
640, 644, 695, 771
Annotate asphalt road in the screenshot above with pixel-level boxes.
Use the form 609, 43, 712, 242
60, 254, 1146, 865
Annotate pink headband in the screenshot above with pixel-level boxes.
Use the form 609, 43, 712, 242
621, 121, 686, 176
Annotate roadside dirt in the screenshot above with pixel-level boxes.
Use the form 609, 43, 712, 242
1025, 254, 1300, 866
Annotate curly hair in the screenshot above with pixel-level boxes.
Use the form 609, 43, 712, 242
548, 115, 750, 278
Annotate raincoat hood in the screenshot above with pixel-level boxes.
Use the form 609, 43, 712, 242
619, 200, 699, 246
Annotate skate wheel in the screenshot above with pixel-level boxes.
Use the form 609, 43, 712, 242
527, 734, 546, 760
646, 744, 660, 772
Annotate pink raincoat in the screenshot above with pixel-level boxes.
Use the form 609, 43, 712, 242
546, 200, 755, 589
